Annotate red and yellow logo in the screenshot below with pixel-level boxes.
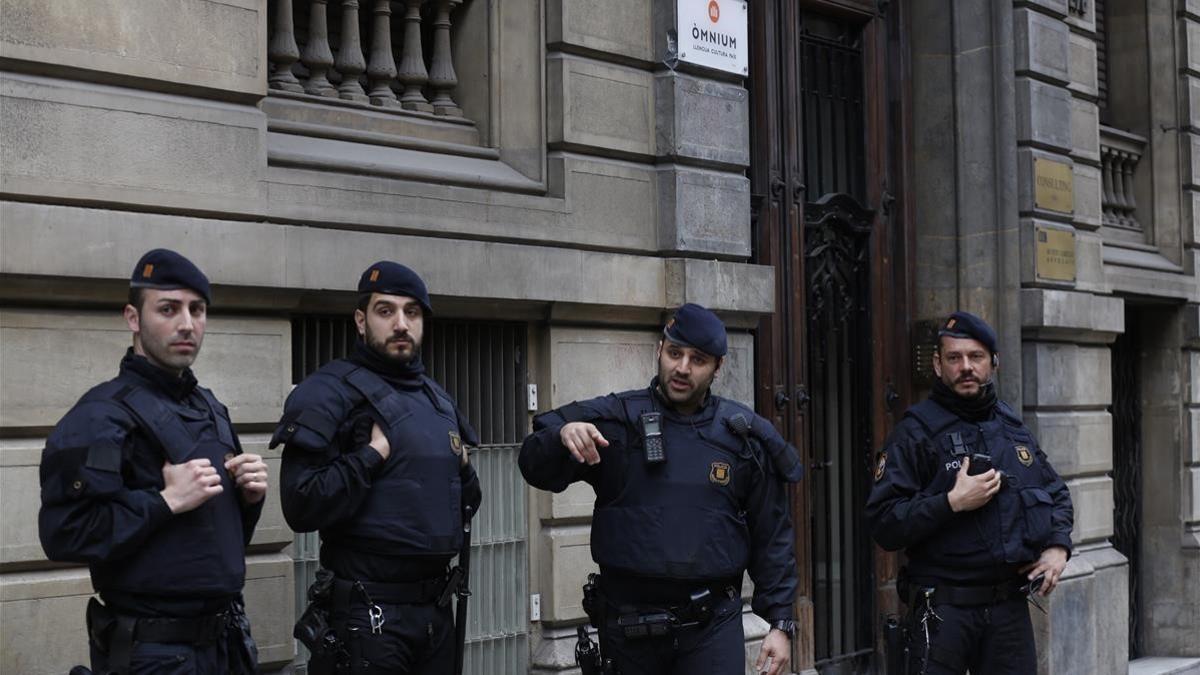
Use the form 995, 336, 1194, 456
1015, 445, 1033, 466
142, 263, 155, 278
708, 0, 720, 23
369, 269, 380, 282
709, 461, 731, 486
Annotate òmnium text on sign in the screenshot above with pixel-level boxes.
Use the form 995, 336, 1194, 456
677, 0, 749, 76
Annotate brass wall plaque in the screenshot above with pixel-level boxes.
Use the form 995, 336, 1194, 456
1034, 157, 1074, 213
1035, 225, 1076, 282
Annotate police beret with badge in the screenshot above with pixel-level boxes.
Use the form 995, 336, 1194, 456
357, 261, 433, 315
663, 303, 727, 357
937, 310, 998, 355
129, 248, 212, 305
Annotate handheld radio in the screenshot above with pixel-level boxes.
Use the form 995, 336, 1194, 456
640, 412, 665, 464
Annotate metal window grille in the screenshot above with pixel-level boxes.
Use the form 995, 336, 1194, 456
798, 13, 867, 204
798, 11, 876, 671
289, 316, 529, 674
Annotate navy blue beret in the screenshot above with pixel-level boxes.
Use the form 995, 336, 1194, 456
938, 311, 998, 354
663, 303, 727, 357
129, 249, 211, 304
357, 261, 432, 314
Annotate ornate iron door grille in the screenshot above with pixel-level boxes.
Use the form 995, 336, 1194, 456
799, 12, 875, 672
805, 195, 876, 672
1110, 317, 1142, 658
290, 316, 530, 674
799, 15, 868, 204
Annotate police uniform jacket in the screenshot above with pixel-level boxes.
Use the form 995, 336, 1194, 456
39, 350, 262, 615
518, 379, 801, 622
865, 396, 1074, 585
274, 355, 482, 582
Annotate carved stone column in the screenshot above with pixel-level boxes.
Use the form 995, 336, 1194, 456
397, 0, 433, 112
427, 0, 462, 116
366, 0, 399, 106
335, 0, 368, 101
301, 0, 337, 96
268, 0, 304, 92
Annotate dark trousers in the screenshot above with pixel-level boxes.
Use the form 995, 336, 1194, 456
90, 639, 234, 675
907, 596, 1036, 675
597, 592, 745, 675
322, 598, 455, 675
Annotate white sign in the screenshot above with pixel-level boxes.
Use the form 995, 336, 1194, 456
676, 0, 748, 76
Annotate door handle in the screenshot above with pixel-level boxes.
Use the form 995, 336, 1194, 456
794, 385, 810, 411
774, 389, 790, 411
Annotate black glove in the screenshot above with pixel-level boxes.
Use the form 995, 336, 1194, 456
351, 412, 376, 450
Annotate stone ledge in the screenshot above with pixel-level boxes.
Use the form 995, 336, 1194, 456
1, 73, 266, 218
1128, 657, 1200, 675
1102, 256, 1200, 303
1022, 342, 1112, 408
1024, 410, 1113, 477
0, 0, 264, 98
655, 71, 749, 168
657, 166, 751, 257
1015, 8, 1070, 86
1016, 77, 1073, 152
1, 201, 766, 316
1067, 32, 1099, 98
547, 0, 655, 64
547, 54, 654, 158
0, 310, 290, 429
1020, 288, 1123, 343
268, 131, 545, 193
665, 258, 773, 317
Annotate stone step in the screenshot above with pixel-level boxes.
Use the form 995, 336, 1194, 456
1128, 657, 1200, 675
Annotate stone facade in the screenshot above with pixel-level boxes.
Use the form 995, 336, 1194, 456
912, 0, 1200, 673
0, 0, 760, 672
2, 1, 1199, 674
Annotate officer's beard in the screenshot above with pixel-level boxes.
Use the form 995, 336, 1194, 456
353, 330, 426, 379
365, 326, 420, 365
931, 378, 997, 422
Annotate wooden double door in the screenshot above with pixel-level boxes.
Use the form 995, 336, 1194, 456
748, 2, 915, 672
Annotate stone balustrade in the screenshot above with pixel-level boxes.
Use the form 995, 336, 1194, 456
268, 0, 465, 118
1100, 125, 1146, 231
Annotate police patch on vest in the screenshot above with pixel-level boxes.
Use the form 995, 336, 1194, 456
1015, 445, 1033, 466
709, 461, 731, 486
449, 431, 463, 456
875, 451, 887, 482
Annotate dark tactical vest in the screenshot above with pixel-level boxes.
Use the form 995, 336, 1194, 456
586, 390, 767, 580
273, 360, 472, 556
904, 399, 1056, 569
81, 380, 246, 596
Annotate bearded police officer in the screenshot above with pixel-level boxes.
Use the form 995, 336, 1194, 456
519, 304, 802, 675
39, 249, 266, 674
866, 311, 1074, 675
275, 261, 481, 674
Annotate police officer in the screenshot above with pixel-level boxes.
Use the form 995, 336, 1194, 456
866, 311, 1074, 675
39, 249, 266, 675
519, 304, 802, 675
275, 261, 482, 674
